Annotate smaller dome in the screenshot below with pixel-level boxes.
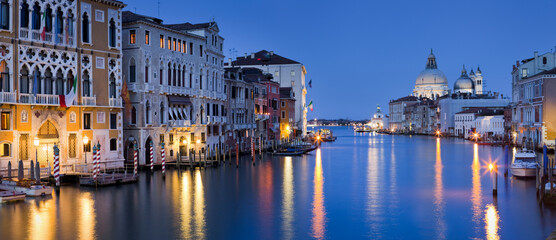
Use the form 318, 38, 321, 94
454, 65, 474, 93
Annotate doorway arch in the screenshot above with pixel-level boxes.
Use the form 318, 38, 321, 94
36, 120, 59, 167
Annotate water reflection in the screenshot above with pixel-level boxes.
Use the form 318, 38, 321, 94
28, 198, 58, 240
282, 157, 294, 239
367, 136, 382, 237
177, 170, 206, 239
77, 192, 96, 240
178, 171, 192, 239
311, 149, 326, 239
471, 143, 482, 233
434, 138, 445, 239
485, 204, 500, 240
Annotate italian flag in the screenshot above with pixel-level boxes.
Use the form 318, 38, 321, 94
308, 100, 313, 112
59, 77, 76, 108
40, 11, 47, 41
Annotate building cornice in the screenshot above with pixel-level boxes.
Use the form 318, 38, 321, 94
123, 21, 206, 41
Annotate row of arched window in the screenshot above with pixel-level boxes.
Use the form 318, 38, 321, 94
128, 58, 223, 92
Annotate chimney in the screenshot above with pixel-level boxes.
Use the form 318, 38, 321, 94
228, 58, 232, 66
251, 53, 255, 59
270, 51, 274, 56
244, 53, 247, 58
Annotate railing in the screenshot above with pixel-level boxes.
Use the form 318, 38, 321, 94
82, 96, 96, 106
45, 32, 53, 42
128, 83, 138, 92
256, 114, 270, 120
36, 94, 59, 105
55, 34, 64, 44
20, 28, 74, 46
145, 85, 155, 92
169, 119, 191, 127
109, 97, 122, 107
20, 28, 29, 39
0, 92, 16, 103
19, 93, 32, 104
31, 29, 41, 41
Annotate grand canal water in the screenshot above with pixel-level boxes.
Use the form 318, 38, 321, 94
1, 126, 556, 239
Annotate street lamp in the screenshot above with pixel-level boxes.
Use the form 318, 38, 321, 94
34, 137, 39, 167
83, 136, 89, 164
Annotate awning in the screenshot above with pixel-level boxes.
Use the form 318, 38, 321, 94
168, 96, 192, 105
173, 108, 180, 120
168, 108, 174, 120
180, 107, 187, 120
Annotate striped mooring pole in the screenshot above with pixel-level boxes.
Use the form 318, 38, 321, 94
149, 141, 154, 172
92, 144, 98, 182
133, 141, 138, 176
251, 136, 255, 165
53, 144, 60, 187
96, 142, 101, 180
161, 143, 166, 176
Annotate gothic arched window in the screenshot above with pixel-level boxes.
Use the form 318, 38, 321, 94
82, 12, 89, 43
31, 3, 40, 30
109, 18, 116, 47
20, 1, 29, 28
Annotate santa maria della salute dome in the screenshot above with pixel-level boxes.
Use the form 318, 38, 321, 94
413, 50, 450, 100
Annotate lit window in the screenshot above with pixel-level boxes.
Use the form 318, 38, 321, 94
129, 30, 136, 44
167, 37, 171, 50
182, 41, 186, 53
173, 38, 176, 51
177, 40, 181, 52
522, 68, 528, 78
145, 30, 150, 45
0, 142, 10, 157
83, 113, 91, 129
160, 35, 164, 48
0, 112, 9, 130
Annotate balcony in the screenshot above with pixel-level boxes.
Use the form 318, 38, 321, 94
128, 83, 138, 92
0, 92, 16, 103
109, 97, 122, 107
20, 28, 75, 47
169, 119, 191, 127
256, 113, 270, 120
82, 96, 96, 106
145, 85, 155, 92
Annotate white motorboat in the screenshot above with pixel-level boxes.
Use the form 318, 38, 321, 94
510, 149, 538, 178
0, 189, 26, 202
0, 179, 53, 197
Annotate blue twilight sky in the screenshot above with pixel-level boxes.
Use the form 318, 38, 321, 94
124, 0, 556, 120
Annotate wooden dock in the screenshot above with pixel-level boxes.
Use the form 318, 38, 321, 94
79, 172, 138, 187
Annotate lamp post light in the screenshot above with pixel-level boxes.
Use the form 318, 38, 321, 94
286, 125, 290, 143
489, 163, 498, 196
83, 136, 89, 164
34, 136, 39, 161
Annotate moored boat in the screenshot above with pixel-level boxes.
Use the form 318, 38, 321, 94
319, 129, 337, 142
0, 189, 26, 202
510, 149, 538, 178
0, 179, 53, 197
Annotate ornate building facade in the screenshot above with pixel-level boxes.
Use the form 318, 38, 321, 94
122, 11, 226, 165
0, 0, 125, 169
